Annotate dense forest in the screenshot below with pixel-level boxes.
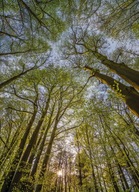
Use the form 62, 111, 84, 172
0, 0, 139, 191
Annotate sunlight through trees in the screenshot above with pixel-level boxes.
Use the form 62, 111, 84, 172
0, 0, 139, 191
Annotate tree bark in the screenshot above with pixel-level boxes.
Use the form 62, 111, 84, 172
95, 51, 139, 91
82, 43, 139, 91
84, 66, 139, 118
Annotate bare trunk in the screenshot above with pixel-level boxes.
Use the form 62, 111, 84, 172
75, 133, 83, 187
109, 145, 130, 191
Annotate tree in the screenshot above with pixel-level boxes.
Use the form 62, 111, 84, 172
64, 28, 139, 118
0, 66, 85, 191
72, 99, 139, 191
97, 0, 139, 39
0, 0, 65, 56
1, 1, 139, 191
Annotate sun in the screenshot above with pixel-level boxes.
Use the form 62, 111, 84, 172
57, 170, 63, 176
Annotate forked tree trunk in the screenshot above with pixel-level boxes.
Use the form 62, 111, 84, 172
35, 94, 74, 192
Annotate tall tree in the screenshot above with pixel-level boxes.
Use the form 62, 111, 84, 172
64, 28, 139, 117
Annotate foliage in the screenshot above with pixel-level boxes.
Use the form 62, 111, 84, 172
0, 0, 139, 191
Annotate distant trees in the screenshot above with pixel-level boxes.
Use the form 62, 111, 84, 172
0, 66, 84, 191
72, 100, 139, 191
36, 97, 139, 192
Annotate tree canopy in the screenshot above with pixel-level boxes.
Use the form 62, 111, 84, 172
0, 0, 139, 191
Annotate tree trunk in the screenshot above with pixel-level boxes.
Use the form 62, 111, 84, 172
35, 120, 59, 192
85, 127, 99, 192
102, 117, 139, 189
75, 132, 83, 188
101, 141, 120, 191
7, 92, 51, 192
1, 105, 37, 192
85, 66, 139, 117
82, 44, 139, 91
99, 117, 120, 192
109, 145, 130, 191
94, 51, 139, 91
30, 102, 55, 180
